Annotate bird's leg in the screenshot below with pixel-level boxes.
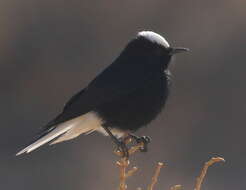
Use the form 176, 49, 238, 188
102, 126, 129, 158
128, 134, 151, 152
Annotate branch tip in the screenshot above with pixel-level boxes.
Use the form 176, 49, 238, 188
194, 157, 225, 190
147, 162, 165, 190
170, 185, 182, 190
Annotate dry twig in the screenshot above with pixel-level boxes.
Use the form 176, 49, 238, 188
147, 162, 164, 190
115, 138, 143, 190
117, 158, 129, 190
126, 166, 138, 178
114, 137, 224, 190
194, 157, 225, 190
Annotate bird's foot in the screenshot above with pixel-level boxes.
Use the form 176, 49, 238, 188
130, 135, 151, 152
136, 136, 151, 152
116, 141, 129, 158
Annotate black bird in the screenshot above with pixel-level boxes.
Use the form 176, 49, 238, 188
16, 31, 189, 156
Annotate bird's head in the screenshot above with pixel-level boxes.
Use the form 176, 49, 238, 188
125, 31, 189, 70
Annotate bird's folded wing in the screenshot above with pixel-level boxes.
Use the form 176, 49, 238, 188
41, 59, 156, 133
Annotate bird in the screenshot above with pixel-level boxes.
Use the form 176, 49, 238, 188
16, 31, 189, 157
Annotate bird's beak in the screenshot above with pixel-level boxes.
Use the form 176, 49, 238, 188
169, 47, 190, 55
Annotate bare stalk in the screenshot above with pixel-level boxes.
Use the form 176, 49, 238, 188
147, 162, 164, 190
114, 138, 224, 190
115, 138, 143, 190
194, 157, 225, 190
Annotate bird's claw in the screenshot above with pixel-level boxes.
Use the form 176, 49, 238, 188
117, 141, 129, 158
136, 136, 151, 152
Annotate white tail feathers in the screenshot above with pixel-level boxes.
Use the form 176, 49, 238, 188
16, 112, 103, 156
16, 125, 72, 156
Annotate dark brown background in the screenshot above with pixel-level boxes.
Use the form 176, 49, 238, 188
1, 0, 245, 189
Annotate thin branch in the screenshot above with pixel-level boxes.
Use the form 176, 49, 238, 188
114, 137, 225, 190
147, 162, 164, 190
194, 157, 225, 190
115, 138, 143, 190
117, 158, 129, 190
126, 166, 138, 178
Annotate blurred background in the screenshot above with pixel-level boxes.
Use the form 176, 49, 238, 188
1, 0, 245, 189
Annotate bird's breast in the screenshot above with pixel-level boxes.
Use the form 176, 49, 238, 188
95, 74, 169, 131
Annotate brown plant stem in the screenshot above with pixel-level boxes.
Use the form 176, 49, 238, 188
115, 138, 143, 190
147, 162, 164, 190
194, 157, 225, 190
117, 158, 129, 190
114, 137, 225, 190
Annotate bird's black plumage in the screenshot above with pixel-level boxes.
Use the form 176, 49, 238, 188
16, 31, 189, 155
44, 34, 171, 130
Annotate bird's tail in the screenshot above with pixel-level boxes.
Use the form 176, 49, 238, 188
16, 124, 72, 156
16, 112, 103, 156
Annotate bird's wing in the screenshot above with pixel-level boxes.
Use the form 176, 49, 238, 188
40, 50, 157, 135
15, 54, 157, 156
